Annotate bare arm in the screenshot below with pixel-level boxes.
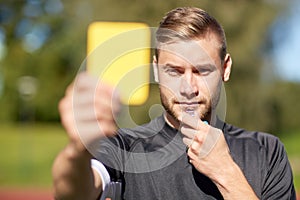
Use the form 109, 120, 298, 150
52, 73, 120, 200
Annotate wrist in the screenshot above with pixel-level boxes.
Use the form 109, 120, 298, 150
213, 162, 258, 200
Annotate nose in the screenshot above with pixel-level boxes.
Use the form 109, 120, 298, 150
180, 73, 199, 99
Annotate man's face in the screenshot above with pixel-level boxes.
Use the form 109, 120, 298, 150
154, 37, 227, 125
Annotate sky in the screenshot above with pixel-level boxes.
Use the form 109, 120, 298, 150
270, 0, 300, 82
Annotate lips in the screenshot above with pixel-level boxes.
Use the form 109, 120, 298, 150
174, 101, 201, 106
174, 101, 200, 111
173, 98, 206, 111
176, 102, 199, 105
173, 102, 199, 117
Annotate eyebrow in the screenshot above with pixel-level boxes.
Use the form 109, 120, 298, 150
195, 63, 217, 70
161, 63, 216, 70
161, 63, 181, 69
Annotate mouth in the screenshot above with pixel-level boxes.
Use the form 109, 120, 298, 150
174, 101, 202, 106
174, 101, 202, 116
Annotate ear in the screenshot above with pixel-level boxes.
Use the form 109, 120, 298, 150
153, 55, 159, 83
222, 53, 232, 82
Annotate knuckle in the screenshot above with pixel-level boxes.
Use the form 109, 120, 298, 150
195, 134, 204, 143
98, 122, 117, 136
190, 143, 198, 153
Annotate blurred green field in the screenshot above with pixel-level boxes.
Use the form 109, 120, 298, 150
280, 130, 300, 192
0, 123, 299, 193
0, 123, 68, 188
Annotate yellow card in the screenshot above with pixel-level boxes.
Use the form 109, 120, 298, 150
86, 22, 151, 105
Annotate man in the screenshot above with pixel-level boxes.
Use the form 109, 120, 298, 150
52, 7, 296, 200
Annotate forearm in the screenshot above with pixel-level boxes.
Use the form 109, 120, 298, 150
52, 143, 102, 200
213, 161, 258, 200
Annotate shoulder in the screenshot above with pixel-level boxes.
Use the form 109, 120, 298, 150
223, 122, 284, 152
120, 115, 165, 134
222, 122, 289, 170
115, 115, 166, 146
223, 123, 296, 198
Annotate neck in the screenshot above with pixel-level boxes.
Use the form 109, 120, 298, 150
163, 112, 180, 129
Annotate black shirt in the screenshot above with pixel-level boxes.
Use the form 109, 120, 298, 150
93, 115, 296, 199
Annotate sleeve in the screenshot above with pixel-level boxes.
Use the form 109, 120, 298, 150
91, 159, 111, 191
91, 159, 123, 200
261, 137, 296, 200
90, 133, 127, 199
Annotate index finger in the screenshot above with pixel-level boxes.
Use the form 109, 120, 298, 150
179, 112, 208, 130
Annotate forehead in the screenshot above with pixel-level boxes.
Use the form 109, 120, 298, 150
157, 38, 220, 67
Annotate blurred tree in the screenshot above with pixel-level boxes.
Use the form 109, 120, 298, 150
0, 0, 82, 121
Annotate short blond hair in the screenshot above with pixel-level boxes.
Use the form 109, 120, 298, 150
155, 7, 227, 62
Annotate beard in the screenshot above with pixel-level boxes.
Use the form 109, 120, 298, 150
159, 86, 212, 124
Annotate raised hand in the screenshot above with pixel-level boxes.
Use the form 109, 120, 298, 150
59, 72, 121, 152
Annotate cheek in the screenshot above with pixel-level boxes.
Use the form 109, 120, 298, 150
199, 73, 222, 98
159, 84, 177, 100
158, 76, 180, 96
204, 74, 222, 103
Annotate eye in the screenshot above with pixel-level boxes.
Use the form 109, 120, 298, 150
194, 65, 214, 76
165, 67, 183, 77
198, 68, 211, 75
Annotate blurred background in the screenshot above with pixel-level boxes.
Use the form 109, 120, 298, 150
0, 0, 299, 199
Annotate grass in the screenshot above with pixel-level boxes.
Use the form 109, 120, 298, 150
0, 123, 299, 193
0, 122, 68, 188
